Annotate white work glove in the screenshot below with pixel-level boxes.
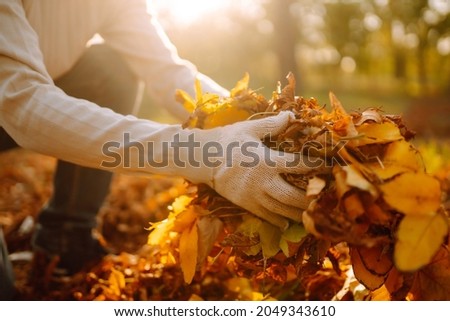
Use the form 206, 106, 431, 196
168, 112, 318, 229
106, 112, 318, 229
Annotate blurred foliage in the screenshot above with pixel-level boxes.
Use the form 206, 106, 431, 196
142, 0, 449, 133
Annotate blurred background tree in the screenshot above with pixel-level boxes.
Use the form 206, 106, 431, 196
142, 0, 449, 137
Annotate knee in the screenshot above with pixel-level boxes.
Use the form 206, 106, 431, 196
55, 44, 141, 115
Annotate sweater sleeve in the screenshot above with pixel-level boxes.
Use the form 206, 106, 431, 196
0, 0, 200, 179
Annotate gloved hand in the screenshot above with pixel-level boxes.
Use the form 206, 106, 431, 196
106, 112, 320, 229
169, 112, 319, 229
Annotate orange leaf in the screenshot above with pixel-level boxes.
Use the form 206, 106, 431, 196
382, 140, 424, 172
179, 223, 199, 284
342, 192, 365, 220
350, 246, 386, 290
349, 122, 403, 147
328, 92, 358, 137
173, 206, 198, 233
358, 245, 393, 276
365, 202, 391, 225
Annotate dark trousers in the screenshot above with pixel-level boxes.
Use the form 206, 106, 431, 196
0, 45, 140, 297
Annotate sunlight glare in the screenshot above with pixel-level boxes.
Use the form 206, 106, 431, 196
149, 0, 229, 25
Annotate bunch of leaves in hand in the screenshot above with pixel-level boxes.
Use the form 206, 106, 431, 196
148, 73, 449, 300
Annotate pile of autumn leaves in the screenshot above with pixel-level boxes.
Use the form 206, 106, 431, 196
147, 73, 449, 300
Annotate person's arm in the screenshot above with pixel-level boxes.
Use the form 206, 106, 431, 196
0, 0, 316, 229
0, 1, 161, 169
98, 0, 228, 120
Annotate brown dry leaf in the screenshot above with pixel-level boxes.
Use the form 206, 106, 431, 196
280, 72, 296, 102
383, 267, 406, 299
380, 172, 441, 216
394, 211, 448, 272
365, 202, 391, 225
350, 247, 385, 290
327, 92, 358, 137
352, 108, 383, 126
179, 223, 199, 283
196, 216, 223, 268
358, 245, 393, 276
342, 192, 366, 220
409, 245, 450, 300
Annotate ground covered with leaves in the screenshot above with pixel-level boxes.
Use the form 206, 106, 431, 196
1, 75, 450, 301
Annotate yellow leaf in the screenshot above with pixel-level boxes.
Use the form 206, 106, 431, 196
260, 222, 282, 258
230, 72, 250, 97
188, 294, 204, 301
394, 211, 448, 272
179, 222, 198, 283
202, 107, 252, 129
194, 78, 203, 102
243, 244, 262, 257
380, 172, 441, 216
235, 216, 263, 256
281, 223, 307, 242
108, 268, 126, 297
368, 140, 424, 180
175, 89, 196, 113
349, 122, 403, 147
147, 195, 193, 246
382, 140, 424, 172
279, 223, 307, 257
237, 215, 263, 236
147, 219, 172, 246
171, 195, 194, 215
367, 164, 411, 181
